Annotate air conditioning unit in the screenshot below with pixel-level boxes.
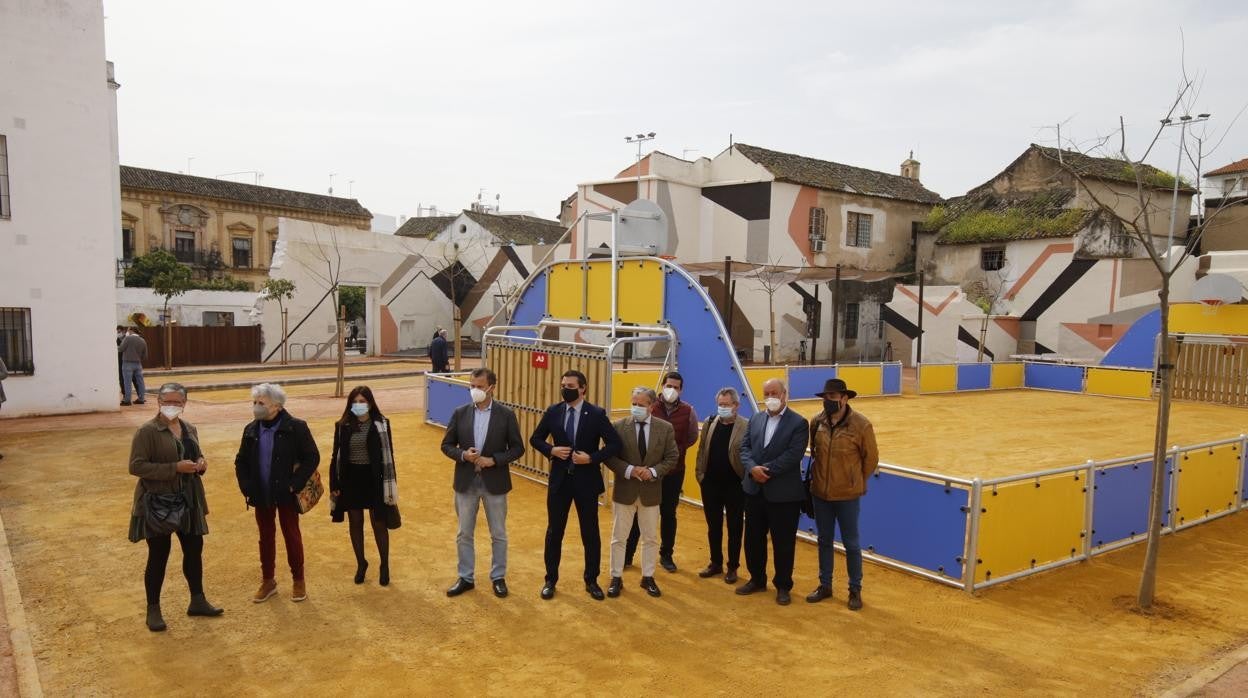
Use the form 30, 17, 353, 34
811, 239, 826, 253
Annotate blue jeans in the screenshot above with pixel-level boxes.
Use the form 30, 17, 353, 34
121, 361, 145, 403
454, 475, 508, 583
812, 496, 863, 591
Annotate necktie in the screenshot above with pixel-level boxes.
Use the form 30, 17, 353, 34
637, 421, 647, 462
564, 407, 576, 474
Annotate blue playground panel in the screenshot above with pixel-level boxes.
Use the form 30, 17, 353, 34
426, 379, 471, 426
799, 458, 967, 579
1024, 363, 1085, 392
1092, 458, 1174, 549
1101, 309, 1160, 369
882, 363, 902, 395
663, 267, 756, 419
789, 366, 837, 400
956, 363, 991, 391
504, 269, 546, 344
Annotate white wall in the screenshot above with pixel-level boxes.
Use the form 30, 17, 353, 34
116, 287, 259, 327
0, 0, 119, 416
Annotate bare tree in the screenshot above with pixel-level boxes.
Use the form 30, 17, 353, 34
750, 258, 800, 363
1055, 74, 1243, 609
964, 260, 1010, 363
292, 222, 347, 395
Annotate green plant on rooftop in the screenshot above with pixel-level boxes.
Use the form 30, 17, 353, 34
937, 208, 1088, 244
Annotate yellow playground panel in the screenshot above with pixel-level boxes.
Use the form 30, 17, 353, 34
743, 366, 787, 404
990, 362, 1024, 389
974, 471, 1086, 583
610, 368, 665, 412
1174, 442, 1242, 527
1085, 367, 1153, 400
919, 364, 957, 393
547, 262, 586, 319
1170, 303, 1248, 336
550, 259, 665, 325
837, 365, 884, 397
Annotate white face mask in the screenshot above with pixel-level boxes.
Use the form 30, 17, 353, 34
470, 387, 488, 404
350, 402, 370, 417
717, 406, 734, 420
661, 386, 679, 403
630, 404, 649, 421
764, 397, 783, 413
160, 405, 183, 420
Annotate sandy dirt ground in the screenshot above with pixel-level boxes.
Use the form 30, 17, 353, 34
0, 381, 1246, 695
153, 360, 427, 389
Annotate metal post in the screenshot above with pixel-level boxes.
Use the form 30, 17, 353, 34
1082, 461, 1096, 560
963, 478, 983, 593
811, 284, 820, 365
281, 308, 289, 365
917, 269, 925, 365
610, 210, 619, 337
1165, 121, 1186, 270
722, 255, 732, 321
1239, 434, 1247, 512
831, 264, 841, 364
1165, 444, 1180, 533
726, 279, 737, 348
335, 303, 346, 398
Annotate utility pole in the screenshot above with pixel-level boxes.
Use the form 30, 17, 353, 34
335, 302, 346, 398
624, 132, 656, 198
917, 269, 925, 365
830, 264, 842, 364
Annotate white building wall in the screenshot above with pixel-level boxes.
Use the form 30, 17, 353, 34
0, 0, 119, 416
116, 288, 260, 327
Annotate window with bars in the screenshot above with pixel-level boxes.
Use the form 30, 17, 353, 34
122, 228, 135, 260
980, 247, 1006, 271
847, 212, 873, 247
844, 302, 859, 340
0, 135, 10, 219
174, 231, 196, 263
232, 237, 252, 268
808, 207, 826, 240
0, 307, 34, 374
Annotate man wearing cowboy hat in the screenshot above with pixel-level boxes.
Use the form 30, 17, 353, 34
805, 378, 878, 611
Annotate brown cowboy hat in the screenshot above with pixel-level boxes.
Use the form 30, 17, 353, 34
815, 378, 857, 400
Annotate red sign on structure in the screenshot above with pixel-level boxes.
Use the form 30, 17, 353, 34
531, 351, 549, 369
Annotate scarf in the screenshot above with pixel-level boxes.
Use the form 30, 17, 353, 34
376, 418, 398, 505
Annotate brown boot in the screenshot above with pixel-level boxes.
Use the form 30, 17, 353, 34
848, 589, 863, 611
291, 579, 307, 602
252, 579, 277, 603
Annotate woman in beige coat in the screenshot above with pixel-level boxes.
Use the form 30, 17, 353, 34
128, 383, 222, 632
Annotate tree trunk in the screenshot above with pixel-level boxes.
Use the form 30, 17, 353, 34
768, 294, 776, 365
280, 307, 289, 366
1138, 283, 1173, 609
977, 315, 988, 363
335, 303, 345, 398
452, 283, 463, 372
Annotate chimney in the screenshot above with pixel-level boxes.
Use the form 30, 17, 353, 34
900, 150, 921, 181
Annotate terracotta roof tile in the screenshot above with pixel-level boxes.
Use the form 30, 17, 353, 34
734, 143, 942, 205
120, 166, 371, 219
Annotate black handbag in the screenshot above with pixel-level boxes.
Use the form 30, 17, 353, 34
384, 504, 402, 530
144, 490, 187, 538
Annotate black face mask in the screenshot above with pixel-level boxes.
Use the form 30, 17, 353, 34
824, 398, 842, 415
561, 387, 580, 403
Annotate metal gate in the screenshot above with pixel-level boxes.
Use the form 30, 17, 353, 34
1169, 334, 1248, 407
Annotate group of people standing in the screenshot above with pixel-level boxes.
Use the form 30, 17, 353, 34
128, 382, 400, 632
127, 366, 878, 633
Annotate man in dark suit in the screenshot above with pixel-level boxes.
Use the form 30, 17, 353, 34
430, 328, 449, 373
735, 378, 809, 605
529, 369, 622, 600
606, 387, 678, 598
440, 367, 525, 598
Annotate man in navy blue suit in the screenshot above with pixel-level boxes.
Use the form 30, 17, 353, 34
735, 378, 810, 605
529, 369, 622, 601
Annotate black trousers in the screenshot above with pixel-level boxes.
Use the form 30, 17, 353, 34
543, 480, 600, 584
625, 470, 682, 561
145, 531, 204, 605
700, 475, 745, 569
743, 494, 801, 591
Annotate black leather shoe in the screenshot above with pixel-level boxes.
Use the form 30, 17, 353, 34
134, 400, 146, 405
659, 556, 677, 573
540, 583, 556, 600
776, 589, 792, 606
724, 568, 739, 584
640, 577, 662, 597
698, 564, 723, 578
446, 578, 474, 597
379, 564, 390, 587
848, 589, 863, 611
585, 581, 605, 601
187, 594, 224, 617
492, 578, 508, 598
735, 579, 766, 596
354, 561, 368, 585
146, 604, 166, 632
120, 401, 131, 406
607, 577, 623, 598
806, 585, 832, 603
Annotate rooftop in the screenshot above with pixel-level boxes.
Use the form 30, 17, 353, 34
1030, 144, 1193, 191
929, 187, 1097, 245
394, 210, 565, 245
120, 166, 372, 219
394, 215, 457, 239
734, 143, 943, 205
1207, 158, 1248, 177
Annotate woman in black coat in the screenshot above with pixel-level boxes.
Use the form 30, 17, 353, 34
330, 386, 400, 586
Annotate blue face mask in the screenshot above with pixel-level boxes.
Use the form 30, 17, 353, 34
350, 403, 370, 417
717, 406, 734, 420
630, 405, 649, 421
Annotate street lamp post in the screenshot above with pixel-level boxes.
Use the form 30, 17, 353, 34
624, 132, 656, 197
1160, 113, 1209, 267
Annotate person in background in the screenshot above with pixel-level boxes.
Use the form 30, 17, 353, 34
735, 378, 809, 606
234, 383, 320, 604
529, 369, 622, 601
329, 386, 401, 587
440, 368, 525, 598
694, 387, 748, 584
128, 383, 223, 632
116, 325, 126, 396
805, 378, 878, 611
119, 327, 148, 406
430, 328, 450, 373
625, 371, 698, 573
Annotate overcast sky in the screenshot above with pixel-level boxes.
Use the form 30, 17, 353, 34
103, 0, 1248, 223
